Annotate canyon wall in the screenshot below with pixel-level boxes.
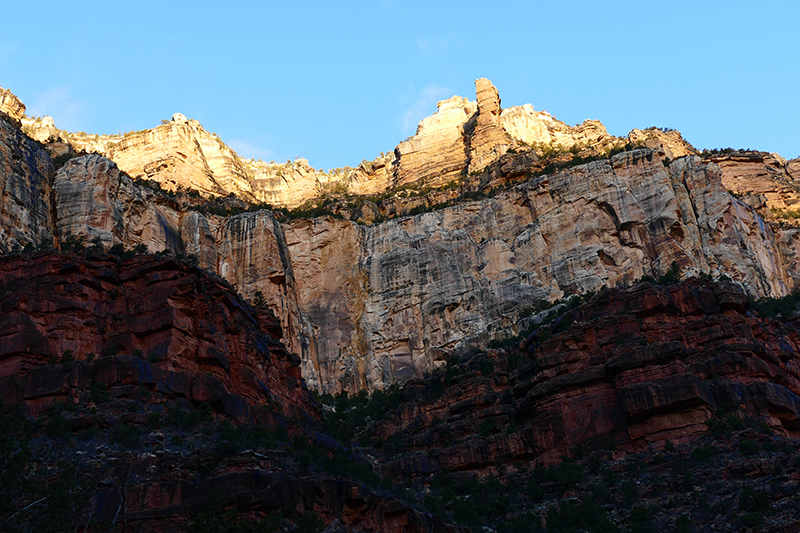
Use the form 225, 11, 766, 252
0, 117, 55, 250
371, 279, 800, 474
3, 83, 800, 393
50, 153, 311, 365
0, 251, 318, 419
287, 150, 794, 392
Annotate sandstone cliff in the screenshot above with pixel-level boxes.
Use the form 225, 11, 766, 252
21, 78, 623, 210
0, 85, 26, 123
50, 153, 310, 364
369, 279, 800, 472
0, 115, 55, 252
288, 150, 793, 392
4, 83, 800, 394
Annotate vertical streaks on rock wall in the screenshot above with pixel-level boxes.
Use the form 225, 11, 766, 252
290, 151, 794, 392
3, 83, 800, 395
0, 118, 54, 251
50, 154, 308, 359
284, 218, 369, 392
216, 211, 306, 360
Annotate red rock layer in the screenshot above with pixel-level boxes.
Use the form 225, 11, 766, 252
371, 280, 800, 476
0, 251, 318, 420
0, 251, 470, 532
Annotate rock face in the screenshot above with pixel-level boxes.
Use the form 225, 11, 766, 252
51, 153, 309, 360
394, 96, 475, 188
0, 117, 55, 252
0, 252, 472, 533
627, 128, 698, 160
68, 115, 258, 200
21, 78, 623, 210
289, 150, 792, 392
394, 78, 619, 189
0, 252, 317, 418
4, 84, 800, 394
370, 280, 800, 476
467, 78, 508, 174
0, 85, 25, 123
712, 151, 800, 213
106, 468, 467, 533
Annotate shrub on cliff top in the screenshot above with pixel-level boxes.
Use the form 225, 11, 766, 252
749, 291, 800, 319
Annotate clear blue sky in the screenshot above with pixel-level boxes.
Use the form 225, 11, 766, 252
2, 1, 798, 170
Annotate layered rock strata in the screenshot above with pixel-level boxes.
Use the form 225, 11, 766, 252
0, 85, 26, 123
711, 151, 800, 214
0, 117, 55, 252
4, 84, 800, 394
290, 150, 792, 392
370, 280, 800, 476
94, 465, 467, 533
51, 153, 309, 360
393, 95, 475, 188
21, 79, 622, 209
0, 252, 470, 532
0, 251, 317, 418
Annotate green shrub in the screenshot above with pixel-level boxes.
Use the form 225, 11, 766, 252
738, 439, 760, 456
657, 261, 681, 285
146, 413, 163, 429
749, 292, 800, 319
166, 402, 213, 432
79, 424, 99, 441
628, 504, 656, 532
45, 416, 72, 441
101, 345, 121, 357
59, 350, 74, 364
471, 356, 495, 375
621, 478, 640, 506
214, 420, 287, 457
479, 417, 498, 437
110, 423, 141, 449
739, 486, 770, 528
691, 444, 715, 463
90, 382, 109, 404
60, 234, 86, 252
545, 496, 619, 533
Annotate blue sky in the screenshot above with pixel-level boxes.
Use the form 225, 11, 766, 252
2, 1, 798, 170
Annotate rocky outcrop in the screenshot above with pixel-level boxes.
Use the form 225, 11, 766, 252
0, 85, 25, 123
393, 79, 620, 189
4, 84, 800, 394
711, 151, 800, 214
284, 218, 369, 392
0, 251, 471, 532
68, 114, 258, 200
394, 96, 475, 188
20, 79, 625, 209
467, 78, 509, 174
627, 127, 698, 160
50, 146, 793, 395
370, 279, 800, 476
95, 465, 467, 533
0, 251, 317, 419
